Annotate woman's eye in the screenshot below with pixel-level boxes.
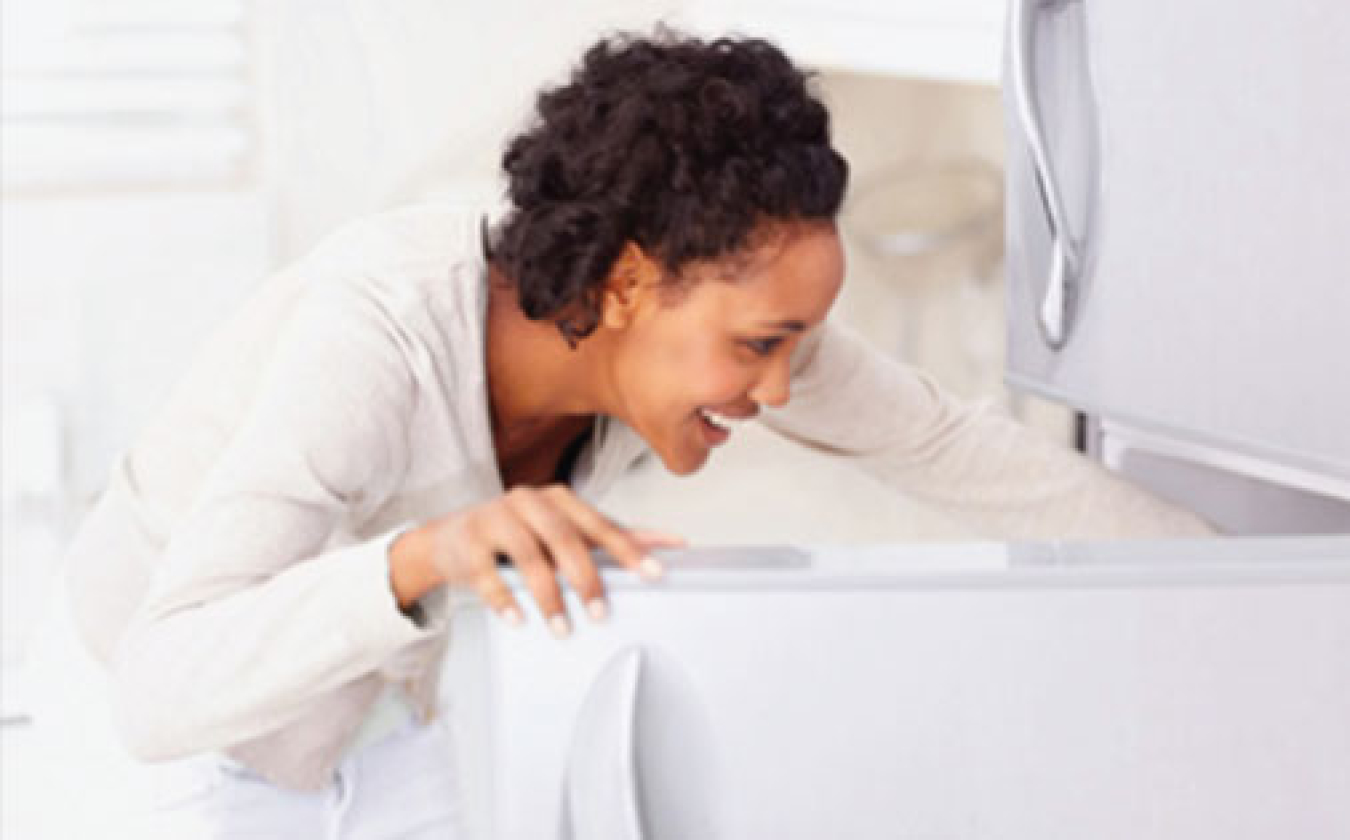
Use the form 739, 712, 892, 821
742, 337, 784, 356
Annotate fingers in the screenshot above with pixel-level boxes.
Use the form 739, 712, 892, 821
629, 529, 688, 549
489, 502, 571, 638
444, 520, 526, 628
544, 486, 663, 580
470, 563, 523, 628
434, 510, 560, 633
628, 529, 688, 577
437, 485, 685, 639
507, 490, 609, 624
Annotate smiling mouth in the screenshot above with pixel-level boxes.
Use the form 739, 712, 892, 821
695, 406, 757, 441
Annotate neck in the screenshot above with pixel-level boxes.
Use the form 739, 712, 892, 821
484, 264, 612, 452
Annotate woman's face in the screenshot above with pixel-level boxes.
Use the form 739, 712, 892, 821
603, 222, 845, 475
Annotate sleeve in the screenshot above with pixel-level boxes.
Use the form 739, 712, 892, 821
110, 278, 451, 762
760, 322, 1217, 540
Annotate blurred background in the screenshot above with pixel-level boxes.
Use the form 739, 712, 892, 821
1, 1, 1072, 832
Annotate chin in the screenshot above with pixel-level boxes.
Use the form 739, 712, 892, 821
655, 444, 711, 477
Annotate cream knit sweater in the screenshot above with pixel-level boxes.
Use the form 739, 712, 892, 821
63, 203, 1213, 791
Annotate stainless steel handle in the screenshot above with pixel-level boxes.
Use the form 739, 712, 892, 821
1010, 0, 1082, 349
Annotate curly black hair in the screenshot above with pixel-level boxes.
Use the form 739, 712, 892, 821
485, 28, 849, 345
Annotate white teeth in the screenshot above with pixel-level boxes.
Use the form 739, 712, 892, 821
698, 408, 728, 431
699, 408, 754, 432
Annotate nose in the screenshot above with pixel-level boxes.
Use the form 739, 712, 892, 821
748, 350, 793, 408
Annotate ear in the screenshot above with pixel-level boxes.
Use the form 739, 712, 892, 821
601, 241, 658, 329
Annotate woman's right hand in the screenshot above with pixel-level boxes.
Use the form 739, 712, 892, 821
388, 484, 684, 637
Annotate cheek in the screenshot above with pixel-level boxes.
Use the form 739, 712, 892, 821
621, 337, 746, 444
662, 341, 747, 406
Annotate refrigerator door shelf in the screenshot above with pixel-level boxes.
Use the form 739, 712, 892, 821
455, 540, 1350, 840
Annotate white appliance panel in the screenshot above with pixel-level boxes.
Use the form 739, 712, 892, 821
448, 542, 1350, 840
1004, 0, 1350, 481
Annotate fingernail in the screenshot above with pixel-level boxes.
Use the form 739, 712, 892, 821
586, 599, 609, 623
501, 606, 524, 627
549, 614, 572, 639
639, 556, 664, 581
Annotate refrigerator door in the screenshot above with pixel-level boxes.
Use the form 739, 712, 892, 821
449, 542, 1350, 840
1004, 0, 1350, 483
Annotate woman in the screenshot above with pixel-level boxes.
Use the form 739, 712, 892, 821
62, 30, 1211, 837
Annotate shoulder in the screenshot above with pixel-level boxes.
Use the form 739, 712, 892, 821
284, 201, 492, 334
301, 201, 487, 280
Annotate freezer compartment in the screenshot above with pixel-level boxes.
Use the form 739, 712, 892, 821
445, 539, 1350, 840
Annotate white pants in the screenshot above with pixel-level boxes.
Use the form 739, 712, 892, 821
24, 583, 465, 840
130, 718, 464, 839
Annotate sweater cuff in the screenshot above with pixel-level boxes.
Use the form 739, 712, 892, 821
340, 530, 451, 657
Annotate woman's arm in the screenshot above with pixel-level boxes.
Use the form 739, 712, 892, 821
761, 322, 1216, 539
109, 278, 445, 762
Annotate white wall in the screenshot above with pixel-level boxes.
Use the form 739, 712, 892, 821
260, 0, 686, 259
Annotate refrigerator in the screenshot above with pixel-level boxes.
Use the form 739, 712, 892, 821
445, 541, 1350, 839
441, 1, 1350, 837
1003, 0, 1350, 530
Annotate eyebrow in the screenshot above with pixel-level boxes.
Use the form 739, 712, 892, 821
758, 319, 807, 332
